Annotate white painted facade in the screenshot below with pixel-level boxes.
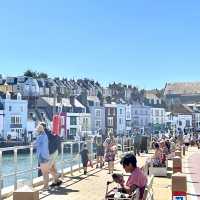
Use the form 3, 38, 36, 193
66, 112, 91, 138
126, 105, 132, 131
177, 114, 192, 131
0, 109, 4, 138
117, 104, 126, 135
151, 107, 165, 125
79, 113, 92, 137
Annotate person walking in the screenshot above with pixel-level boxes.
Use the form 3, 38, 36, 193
36, 124, 49, 190
134, 132, 142, 156
95, 135, 104, 168
40, 122, 62, 187
80, 143, 89, 175
183, 133, 190, 151
103, 132, 117, 174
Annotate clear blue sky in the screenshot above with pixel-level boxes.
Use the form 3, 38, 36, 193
0, 0, 200, 89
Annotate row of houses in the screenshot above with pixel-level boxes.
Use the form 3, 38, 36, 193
0, 75, 103, 98
2, 78, 200, 141
0, 91, 168, 141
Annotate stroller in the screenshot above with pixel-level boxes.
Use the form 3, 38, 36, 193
104, 181, 140, 200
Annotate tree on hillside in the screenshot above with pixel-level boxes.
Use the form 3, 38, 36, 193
24, 70, 48, 79
38, 72, 48, 79
24, 70, 37, 78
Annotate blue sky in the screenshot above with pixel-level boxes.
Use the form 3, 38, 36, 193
0, 0, 200, 89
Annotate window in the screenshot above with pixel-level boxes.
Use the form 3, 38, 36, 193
113, 108, 116, 116
83, 117, 88, 126
155, 110, 159, 117
107, 128, 113, 134
70, 128, 76, 135
108, 117, 113, 126
135, 110, 138, 115
108, 108, 111, 115
179, 121, 182, 126
156, 118, 159, 124
145, 118, 148, 125
126, 112, 131, 119
9, 106, 12, 111
11, 128, 23, 135
70, 116, 77, 125
61, 116, 65, 126
95, 120, 101, 128
119, 118, 123, 124
120, 109, 123, 114
11, 116, 22, 125
95, 109, 101, 117
186, 120, 190, 127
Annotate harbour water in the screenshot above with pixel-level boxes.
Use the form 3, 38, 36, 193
1, 152, 81, 187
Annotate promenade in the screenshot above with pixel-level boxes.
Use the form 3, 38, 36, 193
5, 151, 171, 200
5, 147, 200, 200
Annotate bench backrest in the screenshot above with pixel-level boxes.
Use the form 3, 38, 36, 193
143, 175, 154, 200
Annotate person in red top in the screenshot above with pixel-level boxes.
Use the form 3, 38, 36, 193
114, 153, 147, 200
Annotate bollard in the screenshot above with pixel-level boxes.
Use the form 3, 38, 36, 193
182, 146, 186, 156
175, 151, 182, 158
172, 172, 187, 200
173, 156, 182, 173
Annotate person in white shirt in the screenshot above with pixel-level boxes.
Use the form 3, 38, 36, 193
183, 134, 190, 151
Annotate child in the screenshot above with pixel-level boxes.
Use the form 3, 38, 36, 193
115, 153, 147, 200
95, 136, 104, 168
80, 144, 89, 175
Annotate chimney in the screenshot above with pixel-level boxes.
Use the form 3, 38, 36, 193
70, 96, 75, 107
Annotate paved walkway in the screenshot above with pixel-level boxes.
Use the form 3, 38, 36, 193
6, 151, 176, 200
182, 147, 200, 200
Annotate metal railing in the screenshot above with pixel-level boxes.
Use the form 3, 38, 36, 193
0, 140, 95, 200
0, 137, 150, 199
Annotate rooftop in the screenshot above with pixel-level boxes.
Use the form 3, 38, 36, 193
41, 97, 72, 107
164, 82, 200, 95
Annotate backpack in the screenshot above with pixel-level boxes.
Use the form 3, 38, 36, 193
46, 129, 61, 154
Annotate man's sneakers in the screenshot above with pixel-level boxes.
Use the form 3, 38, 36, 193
50, 180, 63, 187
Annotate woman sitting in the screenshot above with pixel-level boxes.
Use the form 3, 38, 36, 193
152, 143, 163, 167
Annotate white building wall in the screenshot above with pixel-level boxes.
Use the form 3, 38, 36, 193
151, 108, 165, 125
177, 114, 192, 131
117, 104, 126, 135
0, 110, 4, 137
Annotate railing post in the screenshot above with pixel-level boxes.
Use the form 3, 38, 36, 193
0, 151, 3, 200
78, 142, 81, 173
122, 136, 124, 154
70, 143, 73, 176
30, 145, 34, 187
14, 148, 18, 190
61, 142, 64, 179
90, 140, 93, 162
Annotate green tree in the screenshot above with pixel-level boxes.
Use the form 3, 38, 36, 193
24, 70, 37, 78
38, 72, 48, 79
